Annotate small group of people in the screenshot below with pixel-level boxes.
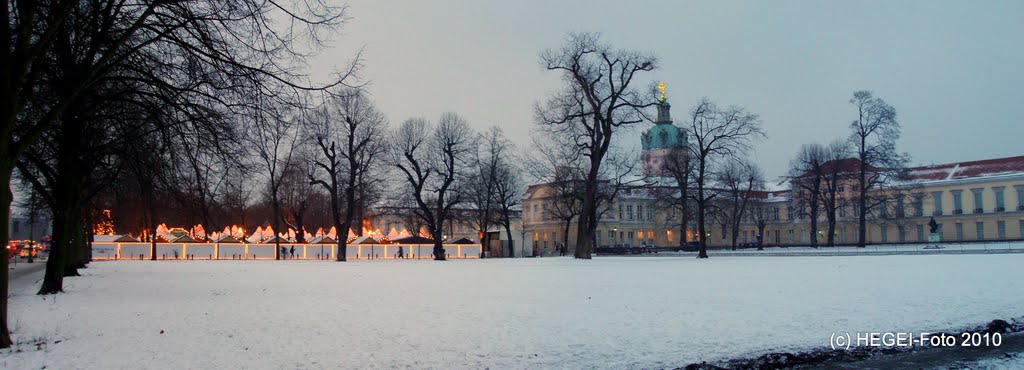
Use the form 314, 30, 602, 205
279, 246, 296, 259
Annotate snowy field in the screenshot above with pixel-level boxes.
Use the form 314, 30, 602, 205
3, 255, 1024, 369
659, 241, 1024, 257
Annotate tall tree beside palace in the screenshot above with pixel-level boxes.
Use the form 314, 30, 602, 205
685, 98, 765, 258
848, 91, 909, 248
789, 143, 827, 248
536, 32, 657, 259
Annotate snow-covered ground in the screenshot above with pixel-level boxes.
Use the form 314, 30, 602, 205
658, 241, 1024, 257
3, 255, 1023, 369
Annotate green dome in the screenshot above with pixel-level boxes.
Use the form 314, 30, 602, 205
642, 123, 687, 150
641, 101, 687, 150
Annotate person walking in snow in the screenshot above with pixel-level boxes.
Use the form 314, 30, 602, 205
397, 246, 404, 259
280, 246, 286, 259
289, 246, 295, 259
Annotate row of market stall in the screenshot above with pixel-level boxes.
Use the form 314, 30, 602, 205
90, 234, 481, 260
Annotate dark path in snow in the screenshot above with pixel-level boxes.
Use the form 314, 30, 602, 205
8, 258, 47, 292
680, 320, 1024, 370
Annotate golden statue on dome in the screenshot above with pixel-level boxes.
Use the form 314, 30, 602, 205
657, 81, 666, 102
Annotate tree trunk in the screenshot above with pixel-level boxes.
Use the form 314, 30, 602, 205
40, 209, 70, 294
826, 215, 837, 247
336, 239, 346, 261
294, 211, 306, 244
504, 222, 514, 258
857, 137, 868, 248
272, 194, 281, 260
696, 175, 709, 258
573, 179, 598, 259
678, 219, 687, 248
149, 216, 158, 261
757, 223, 766, 250
63, 216, 82, 277
562, 218, 572, 256
0, 164, 15, 347
432, 225, 446, 260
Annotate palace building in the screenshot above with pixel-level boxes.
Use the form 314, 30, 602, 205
522, 85, 1024, 255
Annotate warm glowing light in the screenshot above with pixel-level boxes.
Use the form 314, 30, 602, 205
94, 210, 115, 235
657, 81, 666, 102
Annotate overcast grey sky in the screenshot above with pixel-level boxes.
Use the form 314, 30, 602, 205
311, 0, 1023, 180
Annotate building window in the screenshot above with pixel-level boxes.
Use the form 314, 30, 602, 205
788, 229, 794, 243
913, 195, 924, 217
772, 207, 780, 221
786, 206, 795, 221
1020, 220, 1024, 239
997, 221, 1006, 239
896, 197, 905, 218
12, 220, 19, 234
898, 225, 906, 242
618, 205, 623, 220
917, 224, 925, 241
837, 185, 845, 193
852, 185, 860, 192
608, 230, 614, 240
838, 205, 846, 218
931, 191, 943, 215
994, 187, 1005, 211
880, 225, 888, 242
971, 188, 984, 213
647, 207, 654, 220
774, 230, 780, 244
880, 197, 889, 218
955, 223, 963, 241
951, 190, 963, 214
532, 204, 538, 221
976, 221, 985, 240
1016, 185, 1024, 211
627, 231, 634, 240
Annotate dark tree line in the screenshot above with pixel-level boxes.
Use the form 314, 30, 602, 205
1, 0, 354, 348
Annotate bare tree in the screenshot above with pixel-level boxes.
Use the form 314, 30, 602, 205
251, 100, 301, 260
466, 127, 508, 257
658, 146, 693, 248
717, 160, 763, 250
789, 143, 827, 248
391, 114, 473, 260
0, 0, 353, 346
848, 91, 909, 247
686, 98, 765, 258
493, 160, 524, 258
308, 89, 387, 261
536, 32, 657, 259
280, 153, 318, 244
748, 189, 772, 249
527, 131, 585, 256
817, 140, 853, 247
